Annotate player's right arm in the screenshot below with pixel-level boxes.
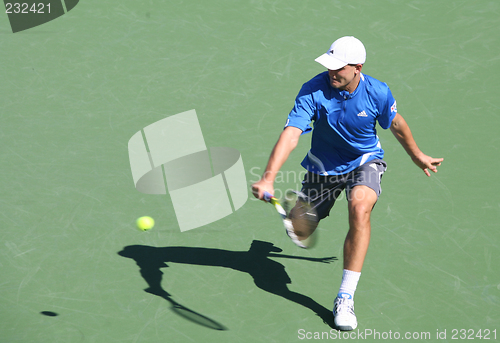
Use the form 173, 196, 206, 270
251, 126, 303, 200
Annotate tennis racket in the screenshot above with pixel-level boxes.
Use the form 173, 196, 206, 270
264, 190, 318, 248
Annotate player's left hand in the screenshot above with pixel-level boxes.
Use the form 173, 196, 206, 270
306, 256, 337, 264
412, 153, 444, 177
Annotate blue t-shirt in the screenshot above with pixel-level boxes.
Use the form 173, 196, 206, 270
285, 72, 397, 175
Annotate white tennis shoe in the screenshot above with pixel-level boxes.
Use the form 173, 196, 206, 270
333, 294, 358, 331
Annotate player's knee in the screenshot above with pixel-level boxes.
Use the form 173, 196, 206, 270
349, 202, 372, 221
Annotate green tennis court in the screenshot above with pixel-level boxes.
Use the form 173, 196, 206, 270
1, 1, 499, 342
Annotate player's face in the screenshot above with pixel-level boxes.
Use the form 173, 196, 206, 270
328, 64, 361, 92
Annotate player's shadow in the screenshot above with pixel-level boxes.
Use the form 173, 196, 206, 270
118, 240, 337, 330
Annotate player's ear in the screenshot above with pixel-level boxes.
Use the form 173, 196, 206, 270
355, 64, 363, 74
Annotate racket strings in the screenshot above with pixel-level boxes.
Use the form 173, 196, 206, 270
284, 191, 318, 240
284, 191, 316, 219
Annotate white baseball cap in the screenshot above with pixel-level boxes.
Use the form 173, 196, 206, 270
315, 36, 366, 70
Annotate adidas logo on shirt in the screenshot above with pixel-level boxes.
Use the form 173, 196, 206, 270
357, 110, 368, 117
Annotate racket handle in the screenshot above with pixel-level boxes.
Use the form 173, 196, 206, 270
263, 191, 274, 202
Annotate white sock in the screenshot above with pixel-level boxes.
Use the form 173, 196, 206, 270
338, 269, 361, 299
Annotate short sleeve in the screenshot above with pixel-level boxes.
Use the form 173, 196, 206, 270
285, 83, 315, 134
377, 87, 397, 130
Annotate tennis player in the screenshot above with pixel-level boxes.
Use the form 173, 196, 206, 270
252, 36, 443, 331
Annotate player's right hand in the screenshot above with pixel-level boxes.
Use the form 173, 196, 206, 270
251, 179, 274, 201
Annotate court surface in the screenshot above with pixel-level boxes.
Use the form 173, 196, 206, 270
1, 1, 499, 342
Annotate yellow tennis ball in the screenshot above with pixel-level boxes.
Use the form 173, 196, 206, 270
136, 216, 154, 231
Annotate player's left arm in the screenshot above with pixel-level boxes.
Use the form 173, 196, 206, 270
390, 113, 444, 177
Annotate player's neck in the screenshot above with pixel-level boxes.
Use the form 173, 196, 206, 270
343, 74, 361, 94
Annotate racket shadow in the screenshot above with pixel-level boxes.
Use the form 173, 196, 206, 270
118, 240, 337, 330
144, 287, 227, 331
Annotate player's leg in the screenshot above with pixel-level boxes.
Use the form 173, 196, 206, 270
343, 185, 378, 272
333, 160, 386, 331
333, 185, 377, 331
